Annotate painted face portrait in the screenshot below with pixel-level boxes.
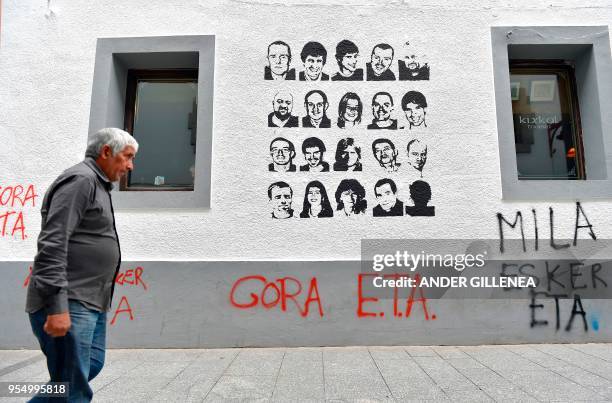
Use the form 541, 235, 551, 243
407, 141, 427, 171
341, 52, 359, 74
344, 99, 360, 123
307, 186, 322, 207
404, 102, 426, 127
374, 142, 396, 165
273, 92, 293, 119
270, 186, 293, 217
375, 183, 396, 212
343, 145, 359, 167
372, 94, 393, 122
340, 190, 357, 212
304, 146, 322, 168
268, 43, 290, 76
306, 92, 327, 121
404, 53, 421, 71
371, 47, 393, 76
270, 139, 294, 166
304, 55, 324, 80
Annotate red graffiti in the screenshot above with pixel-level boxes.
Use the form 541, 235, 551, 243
23, 266, 32, 287
0, 184, 37, 240
110, 295, 134, 325
230, 275, 324, 317
114, 266, 147, 290
357, 273, 435, 320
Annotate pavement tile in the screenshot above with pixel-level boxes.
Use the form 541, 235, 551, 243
445, 357, 486, 369
204, 375, 275, 400
273, 373, 325, 401
94, 376, 175, 401
0, 361, 48, 382
457, 368, 538, 401
0, 350, 43, 369
404, 346, 437, 357
124, 361, 190, 378
431, 346, 469, 359
368, 346, 411, 361
283, 347, 322, 362
224, 349, 285, 377
373, 358, 433, 383
567, 343, 612, 362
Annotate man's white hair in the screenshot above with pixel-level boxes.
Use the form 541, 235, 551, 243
85, 128, 139, 158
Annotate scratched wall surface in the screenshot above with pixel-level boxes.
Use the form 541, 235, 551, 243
1, 0, 612, 347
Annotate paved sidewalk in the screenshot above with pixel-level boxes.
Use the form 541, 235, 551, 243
1, 344, 612, 402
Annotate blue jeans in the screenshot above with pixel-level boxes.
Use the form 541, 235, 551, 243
28, 300, 107, 403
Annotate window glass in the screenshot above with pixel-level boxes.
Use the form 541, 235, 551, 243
125, 71, 198, 190
509, 63, 584, 180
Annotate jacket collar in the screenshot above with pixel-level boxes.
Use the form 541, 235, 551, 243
84, 157, 114, 190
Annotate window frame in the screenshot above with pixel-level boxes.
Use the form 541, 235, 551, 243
122, 68, 199, 192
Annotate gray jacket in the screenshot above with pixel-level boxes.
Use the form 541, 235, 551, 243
26, 158, 121, 314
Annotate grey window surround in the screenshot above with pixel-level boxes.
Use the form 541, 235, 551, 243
491, 26, 612, 200
88, 35, 215, 209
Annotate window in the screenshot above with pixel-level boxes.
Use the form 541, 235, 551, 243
123, 69, 198, 191
509, 61, 585, 180
490, 26, 612, 200
88, 36, 215, 209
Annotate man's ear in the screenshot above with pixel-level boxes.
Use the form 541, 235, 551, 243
324, 103, 329, 112
101, 144, 113, 159
290, 151, 295, 159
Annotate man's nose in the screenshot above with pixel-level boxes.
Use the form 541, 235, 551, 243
127, 160, 134, 170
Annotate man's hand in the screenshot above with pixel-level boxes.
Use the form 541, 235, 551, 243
43, 312, 71, 337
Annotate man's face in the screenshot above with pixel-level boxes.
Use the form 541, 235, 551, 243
371, 47, 393, 76
375, 183, 397, 212
343, 145, 359, 167
343, 99, 359, 122
304, 146, 322, 168
270, 140, 294, 165
98, 145, 136, 182
304, 55, 324, 80
374, 142, 396, 165
340, 189, 357, 211
404, 54, 421, 70
270, 186, 292, 216
273, 93, 293, 119
307, 186, 322, 206
407, 142, 427, 171
404, 102, 426, 127
306, 93, 327, 121
268, 44, 290, 76
372, 95, 393, 122
341, 52, 359, 73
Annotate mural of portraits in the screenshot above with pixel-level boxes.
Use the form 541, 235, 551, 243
333, 138, 362, 172
265, 41, 296, 80
269, 137, 297, 172
335, 179, 367, 217
268, 91, 299, 128
300, 137, 329, 172
300, 181, 334, 218
268, 181, 294, 219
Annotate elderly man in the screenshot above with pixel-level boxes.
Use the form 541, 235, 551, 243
268, 91, 299, 128
26, 128, 138, 402
268, 181, 294, 219
302, 90, 331, 128
265, 40, 296, 80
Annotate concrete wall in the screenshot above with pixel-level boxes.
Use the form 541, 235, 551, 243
1, 0, 611, 347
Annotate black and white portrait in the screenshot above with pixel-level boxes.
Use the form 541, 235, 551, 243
268, 91, 299, 128
300, 137, 329, 172
366, 43, 396, 81
368, 92, 397, 130
373, 178, 404, 217
405, 180, 435, 216
268, 181, 294, 219
335, 179, 367, 216
269, 137, 297, 172
337, 92, 362, 129
333, 138, 362, 172
332, 40, 363, 81
400, 91, 427, 130
372, 138, 400, 173
302, 90, 331, 128
265, 41, 296, 80
405, 139, 427, 178
300, 181, 334, 218
299, 41, 329, 81
398, 42, 430, 81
